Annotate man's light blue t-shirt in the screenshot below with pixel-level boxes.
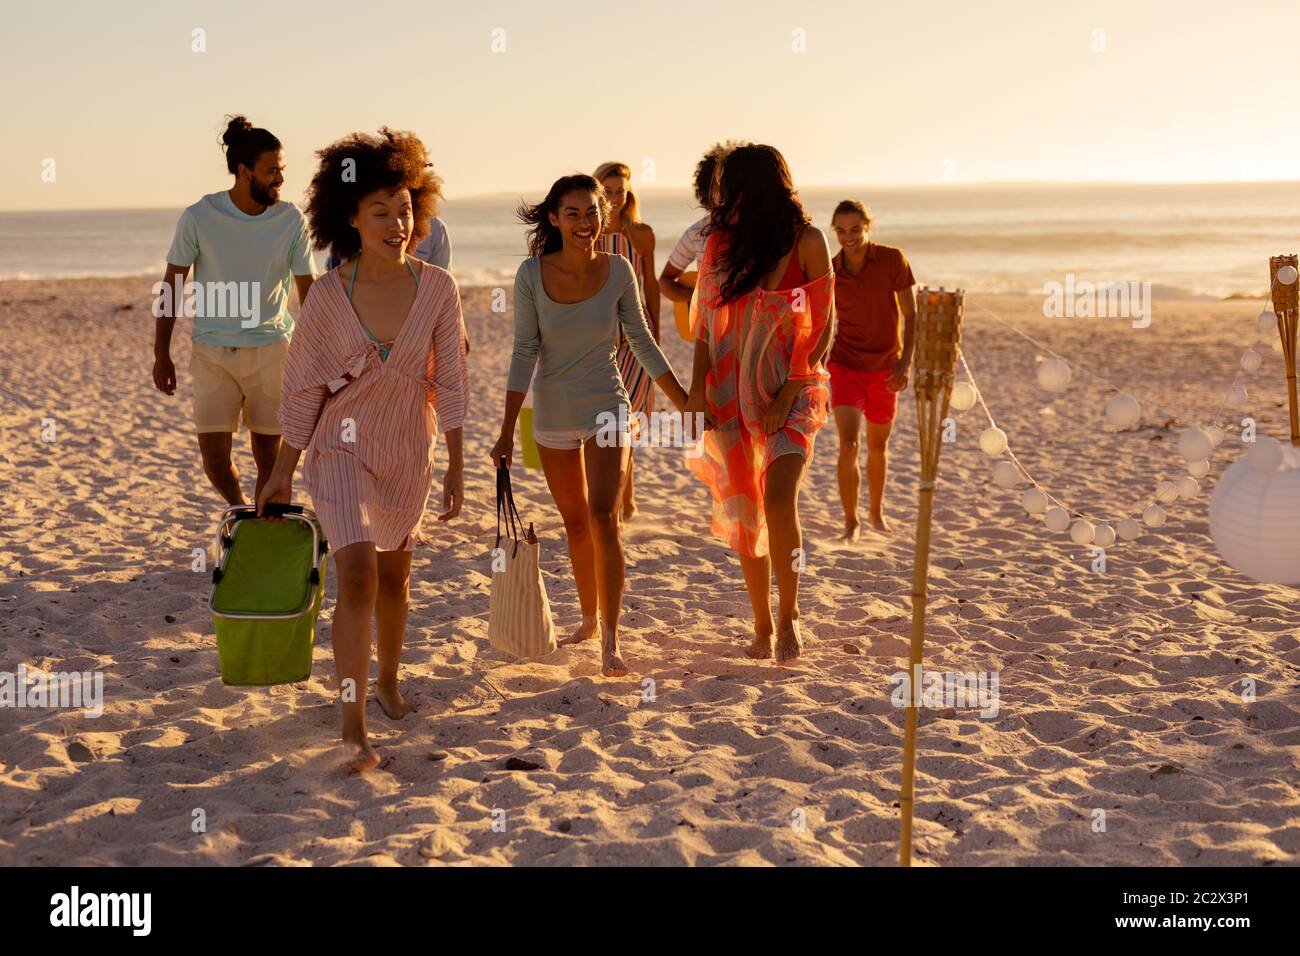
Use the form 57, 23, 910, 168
166, 191, 317, 348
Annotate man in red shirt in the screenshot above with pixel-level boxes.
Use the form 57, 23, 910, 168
828, 200, 916, 538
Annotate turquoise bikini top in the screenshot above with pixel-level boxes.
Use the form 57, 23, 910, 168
347, 255, 419, 362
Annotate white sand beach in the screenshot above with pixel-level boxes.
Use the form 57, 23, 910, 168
0, 276, 1297, 866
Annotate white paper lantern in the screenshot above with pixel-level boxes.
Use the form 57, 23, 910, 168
1070, 519, 1095, 545
1036, 357, 1072, 392
1022, 487, 1049, 514
1225, 385, 1247, 408
991, 460, 1019, 487
1240, 349, 1262, 372
979, 427, 1008, 456
1104, 393, 1141, 429
1249, 435, 1283, 473
1177, 426, 1213, 462
1092, 523, 1116, 548
1188, 459, 1210, 478
1210, 445, 1300, 584
1279, 264, 1299, 285
1177, 475, 1200, 498
1142, 504, 1167, 527
1205, 425, 1225, 448
950, 381, 977, 412
1155, 480, 1179, 503
1258, 310, 1278, 333
1117, 517, 1142, 540
1044, 506, 1070, 532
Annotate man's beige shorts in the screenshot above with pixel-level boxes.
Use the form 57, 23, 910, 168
190, 339, 288, 435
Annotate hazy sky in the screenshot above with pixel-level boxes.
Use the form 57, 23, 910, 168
2, 0, 1298, 211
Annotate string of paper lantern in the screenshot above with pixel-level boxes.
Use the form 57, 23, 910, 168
944, 296, 1279, 548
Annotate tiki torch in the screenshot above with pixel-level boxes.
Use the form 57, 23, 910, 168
899, 286, 964, 867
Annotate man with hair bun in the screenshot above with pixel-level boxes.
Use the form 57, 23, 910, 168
152, 115, 317, 505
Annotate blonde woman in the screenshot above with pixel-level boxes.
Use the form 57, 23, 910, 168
593, 161, 659, 519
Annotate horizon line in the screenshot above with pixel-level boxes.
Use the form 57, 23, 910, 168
2, 176, 1295, 215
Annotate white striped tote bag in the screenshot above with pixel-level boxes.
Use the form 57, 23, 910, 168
487, 458, 557, 660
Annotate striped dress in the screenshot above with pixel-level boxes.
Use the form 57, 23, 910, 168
596, 230, 655, 416
279, 260, 469, 552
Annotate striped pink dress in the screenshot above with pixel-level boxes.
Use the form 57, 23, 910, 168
279, 260, 469, 552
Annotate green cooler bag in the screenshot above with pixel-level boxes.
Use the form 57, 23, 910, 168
210, 504, 328, 686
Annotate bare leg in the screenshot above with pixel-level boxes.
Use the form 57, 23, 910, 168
764, 453, 809, 663
738, 553, 774, 659
198, 432, 245, 505
374, 548, 412, 719
865, 419, 894, 533
622, 451, 637, 520
583, 435, 631, 677
538, 444, 599, 644
330, 542, 380, 773
250, 431, 281, 506
833, 406, 863, 540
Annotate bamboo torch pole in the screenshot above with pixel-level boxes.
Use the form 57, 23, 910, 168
899, 286, 964, 867
1270, 255, 1300, 446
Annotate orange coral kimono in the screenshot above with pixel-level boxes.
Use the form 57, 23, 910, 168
687, 232, 835, 558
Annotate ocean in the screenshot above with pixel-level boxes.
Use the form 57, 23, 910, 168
2, 181, 1296, 299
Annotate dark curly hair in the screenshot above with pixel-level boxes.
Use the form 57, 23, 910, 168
304, 127, 443, 262
708, 143, 809, 305
517, 174, 610, 257
693, 140, 736, 208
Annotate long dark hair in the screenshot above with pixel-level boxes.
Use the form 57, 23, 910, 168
220, 115, 281, 175
708, 144, 810, 305
517, 174, 610, 257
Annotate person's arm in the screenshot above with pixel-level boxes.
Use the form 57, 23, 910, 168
659, 227, 700, 303
615, 260, 685, 410
151, 262, 190, 394
431, 278, 469, 519
153, 208, 200, 394
258, 292, 330, 515
289, 210, 318, 307
659, 261, 691, 303
889, 285, 917, 392
491, 265, 541, 467
632, 222, 660, 336
294, 274, 315, 307
763, 227, 834, 433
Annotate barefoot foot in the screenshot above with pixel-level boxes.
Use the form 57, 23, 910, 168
843, 521, 861, 542
375, 680, 410, 720
745, 627, 773, 659
601, 627, 628, 677
340, 739, 380, 774
558, 615, 600, 647
869, 512, 892, 534
775, 619, 804, 664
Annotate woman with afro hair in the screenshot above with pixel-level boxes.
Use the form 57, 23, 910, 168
257, 128, 468, 773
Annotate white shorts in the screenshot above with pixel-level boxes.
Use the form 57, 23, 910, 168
532, 407, 632, 450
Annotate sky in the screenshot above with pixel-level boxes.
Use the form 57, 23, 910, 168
1, 0, 1298, 211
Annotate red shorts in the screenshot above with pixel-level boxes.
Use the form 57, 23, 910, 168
828, 360, 898, 424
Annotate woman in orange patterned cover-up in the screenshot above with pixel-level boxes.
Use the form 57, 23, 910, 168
684, 144, 836, 664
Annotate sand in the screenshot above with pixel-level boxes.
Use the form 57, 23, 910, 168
0, 276, 1297, 866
